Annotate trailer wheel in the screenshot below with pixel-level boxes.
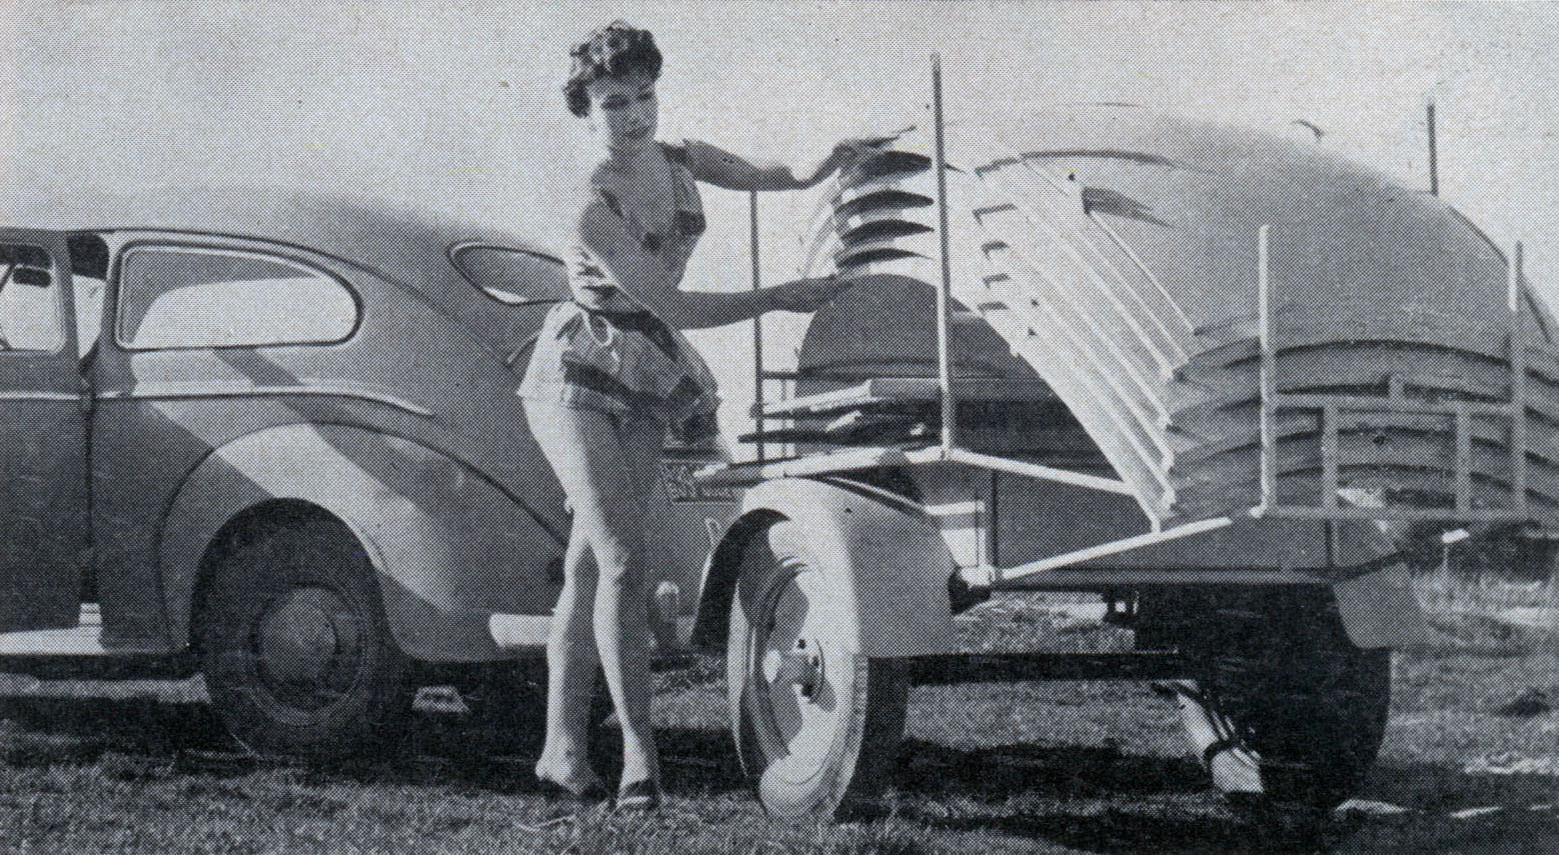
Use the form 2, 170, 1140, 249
1158, 588, 1390, 814
199, 516, 414, 759
726, 520, 909, 819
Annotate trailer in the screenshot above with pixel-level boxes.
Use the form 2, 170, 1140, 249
692, 65, 1558, 820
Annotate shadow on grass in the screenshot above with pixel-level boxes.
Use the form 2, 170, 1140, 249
3, 691, 1555, 854
0, 694, 231, 765
1366, 760, 1559, 812
868, 750, 1559, 854
893, 738, 1206, 801
0, 691, 751, 797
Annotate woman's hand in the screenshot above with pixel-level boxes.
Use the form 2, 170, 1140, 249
802, 128, 913, 187
769, 275, 853, 313
798, 139, 881, 188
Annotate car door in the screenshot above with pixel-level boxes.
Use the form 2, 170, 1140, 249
0, 230, 86, 632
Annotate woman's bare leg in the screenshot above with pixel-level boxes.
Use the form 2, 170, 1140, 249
593, 412, 664, 793
527, 402, 611, 793
526, 402, 662, 794
534, 517, 604, 792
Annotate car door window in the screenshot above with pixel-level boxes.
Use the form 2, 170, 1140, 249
116, 246, 358, 350
0, 243, 65, 353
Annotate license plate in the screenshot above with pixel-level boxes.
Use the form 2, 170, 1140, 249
662, 460, 739, 503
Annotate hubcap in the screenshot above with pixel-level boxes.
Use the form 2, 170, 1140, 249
253, 585, 363, 713
763, 641, 823, 699
756, 567, 841, 778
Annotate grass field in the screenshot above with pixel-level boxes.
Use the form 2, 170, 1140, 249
0, 590, 1553, 855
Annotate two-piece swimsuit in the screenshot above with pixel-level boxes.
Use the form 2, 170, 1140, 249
519, 142, 721, 442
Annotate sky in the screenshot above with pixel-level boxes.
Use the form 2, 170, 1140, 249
6, 0, 1559, 440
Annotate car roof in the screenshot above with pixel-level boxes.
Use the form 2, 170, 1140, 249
0, 185, 561, 285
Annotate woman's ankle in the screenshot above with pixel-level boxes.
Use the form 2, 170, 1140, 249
534, 752, 603, 792
615, 776, 664, 813
616, 759, 661, 793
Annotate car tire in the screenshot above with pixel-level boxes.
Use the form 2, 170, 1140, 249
1152, 587, 1391, 814
199, 515, 414, 759
727, 520, 909, 820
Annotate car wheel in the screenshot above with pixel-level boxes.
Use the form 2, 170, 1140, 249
199, 515, 414, 759
727, 520, 909, 820
1153, 587, 1391, 814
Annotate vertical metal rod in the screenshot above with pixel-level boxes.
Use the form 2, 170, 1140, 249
1454, 404, 1472, 514
1427, 99, 1439, 197
750, 191, 765, 463
932, 53, 957, 450
1320, 404, 1339, 509
1257, 225, 1277, 509
1510, 241, 1528, 516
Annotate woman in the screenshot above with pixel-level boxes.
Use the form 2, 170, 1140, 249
519, 21, 878, 811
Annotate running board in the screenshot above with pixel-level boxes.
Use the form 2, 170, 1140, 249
0, 605, 192, 679
0, 625, 110, 657
0, 603, 108, 657
906, 651, 1187, 684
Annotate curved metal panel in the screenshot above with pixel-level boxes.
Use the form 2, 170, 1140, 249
798, 107, 1559, 525
159, 424, 565, 662
693, 478, 957, 658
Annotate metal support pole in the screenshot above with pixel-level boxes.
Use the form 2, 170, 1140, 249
1257, 225, 1277, 510
750, 191, 765, 463
1427, 99, 1439, 197
1510, 240, 1528, 516
932, 53, 957, 449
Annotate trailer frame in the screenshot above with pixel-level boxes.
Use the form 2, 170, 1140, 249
701, 60, 1548, 593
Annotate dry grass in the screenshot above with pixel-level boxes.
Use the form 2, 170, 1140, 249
1412, 551, 1559, 653
0, 591, 1550, 853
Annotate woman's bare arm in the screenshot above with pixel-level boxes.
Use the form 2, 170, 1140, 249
577, 202, 844, 329
681, 139, 862, 192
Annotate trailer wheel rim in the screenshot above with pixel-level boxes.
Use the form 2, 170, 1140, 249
752, 561, 846, 784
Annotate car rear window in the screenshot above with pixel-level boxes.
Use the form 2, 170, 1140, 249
451, 244, 567, 305
116, 246, 359, 350
0, 243, 65, 353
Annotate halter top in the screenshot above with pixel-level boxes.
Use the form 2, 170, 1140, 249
518, 141, 720, 442
589, 141, 706, 279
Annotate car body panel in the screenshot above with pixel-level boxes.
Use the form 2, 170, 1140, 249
693, 477, 957, 657
161, 424, 565, 661
0, 229, 86, 633
79, 225, 571, 655
0, 190, 737, 663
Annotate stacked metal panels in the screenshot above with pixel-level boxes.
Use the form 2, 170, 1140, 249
795, 105, 1559, 527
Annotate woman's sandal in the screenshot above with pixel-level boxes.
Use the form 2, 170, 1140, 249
614, 779, 663, 814
535, 762, 611, 810
555, 780, 611, 807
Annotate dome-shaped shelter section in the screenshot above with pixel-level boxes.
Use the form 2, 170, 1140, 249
791, 107, 1559, 526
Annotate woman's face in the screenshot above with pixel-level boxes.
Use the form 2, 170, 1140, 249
586, 71, 658, 154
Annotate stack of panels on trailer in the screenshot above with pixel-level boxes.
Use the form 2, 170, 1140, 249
795, 106, 1559, 525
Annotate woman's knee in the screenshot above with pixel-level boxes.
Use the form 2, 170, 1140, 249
587, 530, 642, 590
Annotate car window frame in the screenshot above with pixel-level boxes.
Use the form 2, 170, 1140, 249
448, 241, 568, 307
0, 240, 72, 358
112, 242, 364, 352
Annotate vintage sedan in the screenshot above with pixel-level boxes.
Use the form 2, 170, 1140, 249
0, 188, 735, 755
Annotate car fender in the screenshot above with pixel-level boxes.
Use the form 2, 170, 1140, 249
161, 423, 565, 662
692, 477, 957, 657
1331, 562, 1435, 648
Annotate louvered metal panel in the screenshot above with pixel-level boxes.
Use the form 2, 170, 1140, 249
792, 106, 1559, 527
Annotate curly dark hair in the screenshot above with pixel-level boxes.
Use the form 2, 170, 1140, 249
564, 21, 663, 118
